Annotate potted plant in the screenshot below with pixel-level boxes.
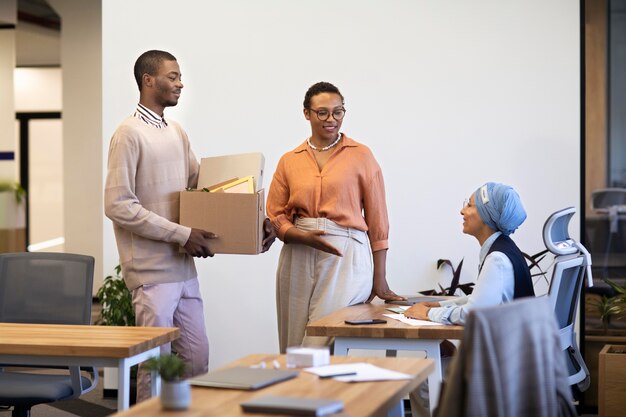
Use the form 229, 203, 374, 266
0, 180, 26, 252
422, 258, 473, 296
95, 264, 135, 326
144, 354, 191, 410
95, 264, 137, 400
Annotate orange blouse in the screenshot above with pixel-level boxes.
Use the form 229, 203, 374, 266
266, 135, 389, 252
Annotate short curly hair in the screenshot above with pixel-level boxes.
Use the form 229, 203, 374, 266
303, 82, 345, 108
133, 50, 177, 91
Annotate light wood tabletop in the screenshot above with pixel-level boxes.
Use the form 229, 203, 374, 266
110, 353, 434, 417
0, 323, 179, 410
306, 302, 464, 414
0, 322, 179, 358
306, 303, 464, 340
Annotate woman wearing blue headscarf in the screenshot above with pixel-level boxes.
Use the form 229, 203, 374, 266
404, 182, 534, 325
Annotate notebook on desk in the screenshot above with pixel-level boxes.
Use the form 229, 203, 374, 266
190, 367, 299, 390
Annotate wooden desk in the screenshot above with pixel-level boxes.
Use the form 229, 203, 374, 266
0, 323, 179, 410
306, 303, 464, 413
110, 353, 434, 417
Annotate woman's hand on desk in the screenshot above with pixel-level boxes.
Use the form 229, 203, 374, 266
404, 302, 441, 321
366, 283, 405, 303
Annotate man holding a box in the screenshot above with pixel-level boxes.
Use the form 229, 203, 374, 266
105, 50, 220, 402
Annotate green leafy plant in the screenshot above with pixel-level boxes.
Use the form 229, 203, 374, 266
0, 180, 26, 204
144, 354, 188, 382
587, 278, 626, 333
589, 295, 625, 333
95, 264, 135, 326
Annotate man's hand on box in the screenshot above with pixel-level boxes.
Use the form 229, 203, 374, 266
184, 228, 217, 258
261, 218, 276, 253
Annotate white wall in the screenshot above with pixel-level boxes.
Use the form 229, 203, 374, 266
0, 29, 16, 180
103, 0, 580, 370
49, 0, 104, 286
14, 67, 64, 252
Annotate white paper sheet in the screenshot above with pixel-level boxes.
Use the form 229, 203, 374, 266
383, 313, 442, 326
304, 363, 411, 382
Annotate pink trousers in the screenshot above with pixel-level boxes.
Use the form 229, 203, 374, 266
132, 278, 209, 402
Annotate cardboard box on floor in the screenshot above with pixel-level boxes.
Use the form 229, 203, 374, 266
180, 153, 265, 255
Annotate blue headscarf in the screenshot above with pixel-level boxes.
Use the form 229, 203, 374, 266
474, 182, 526, 236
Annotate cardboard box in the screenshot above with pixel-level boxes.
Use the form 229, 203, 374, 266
179, 153, 266, 255
180, 189, 264, 254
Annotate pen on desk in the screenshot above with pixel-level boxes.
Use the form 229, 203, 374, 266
319, 372, 357, 379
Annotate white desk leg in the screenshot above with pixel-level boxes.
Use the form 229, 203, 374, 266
117, 358, 131, 411
387, 400, 404, 417
423, 341, 442, 411
151, 369, 161, 397
334, 338, 350, 356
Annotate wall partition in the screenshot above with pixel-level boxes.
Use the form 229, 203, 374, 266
103, 0, 581, 369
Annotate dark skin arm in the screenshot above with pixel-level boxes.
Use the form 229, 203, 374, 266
261, 218, 276, 253
283, 227, 343, 256
404, 301, 441, 320
366, 249, 406, 303
283, 227, 403, 302
183, 228, 217, 258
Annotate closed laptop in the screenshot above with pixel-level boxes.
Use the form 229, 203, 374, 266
190, 367, 298, 390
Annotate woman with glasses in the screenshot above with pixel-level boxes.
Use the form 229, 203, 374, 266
404, 182, 535, 325
267, 81, 404, 352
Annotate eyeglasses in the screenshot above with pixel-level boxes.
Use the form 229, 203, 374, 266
462, 199, 471, 209
308, 107, 346, 121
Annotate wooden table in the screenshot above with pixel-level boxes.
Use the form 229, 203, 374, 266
0, 323, 179, 410
306, 303, 464, 413
110, 353, 434, 417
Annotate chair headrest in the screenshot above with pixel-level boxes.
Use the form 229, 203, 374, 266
543, 207, 578, 256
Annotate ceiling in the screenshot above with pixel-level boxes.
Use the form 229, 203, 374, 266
18, 0, 60, 31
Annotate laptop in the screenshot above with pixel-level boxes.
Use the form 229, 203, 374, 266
385, 295, 455, 306
190, 367, 299, 390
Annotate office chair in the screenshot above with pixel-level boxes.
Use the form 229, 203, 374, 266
590, 188, 626, 278
435, 297, 577, 417
542, 207, 593, 392
0, 252, 98, 417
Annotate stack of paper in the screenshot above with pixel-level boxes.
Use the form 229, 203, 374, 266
304, 363, 411, 382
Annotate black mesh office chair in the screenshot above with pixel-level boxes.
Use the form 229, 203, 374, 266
543, 207, 592, 392
0, 252, 98, 417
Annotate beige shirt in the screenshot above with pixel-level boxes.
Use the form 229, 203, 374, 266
104, 116, 199, 290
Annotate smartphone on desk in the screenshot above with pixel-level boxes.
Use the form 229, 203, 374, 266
344, 319, 387, 325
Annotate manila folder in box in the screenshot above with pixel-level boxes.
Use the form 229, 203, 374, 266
190, 367, 298, 390
198, 152, 265, 192
241, 395, 344, 416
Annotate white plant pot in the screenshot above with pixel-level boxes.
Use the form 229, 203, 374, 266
160, 380, 191, 410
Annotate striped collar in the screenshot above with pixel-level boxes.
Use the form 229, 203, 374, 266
133, 103, 168, 128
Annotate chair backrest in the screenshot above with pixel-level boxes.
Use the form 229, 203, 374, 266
0, 252, 94, 325
590, 188, 626, 212
542, 207, 592, 391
